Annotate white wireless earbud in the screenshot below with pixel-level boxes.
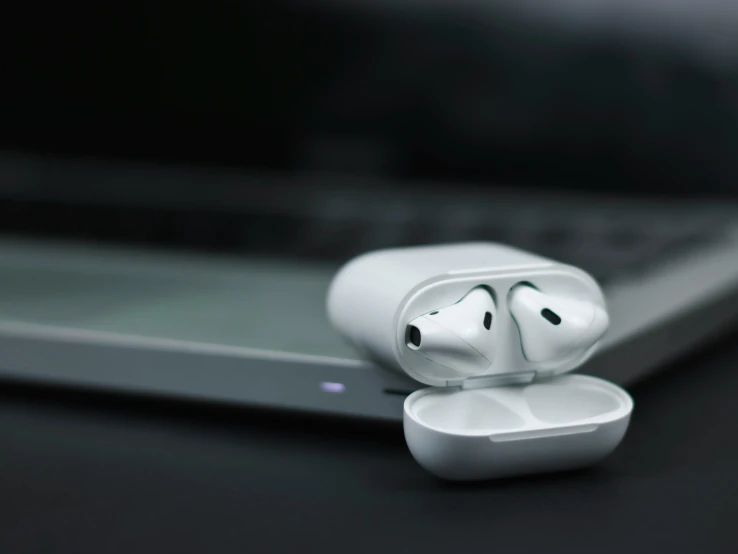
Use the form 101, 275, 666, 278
508, 284, 609, 364
405, 287, 497, 375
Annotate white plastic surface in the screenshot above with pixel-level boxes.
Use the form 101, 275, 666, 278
508, 284, 609, 364
404, 374, 633, 480
406, 287, 497, 376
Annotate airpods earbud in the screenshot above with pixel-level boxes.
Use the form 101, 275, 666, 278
406, 287, 497, 375
508, 284, 609, 364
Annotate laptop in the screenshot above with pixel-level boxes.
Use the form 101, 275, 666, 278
1, 1, 738, 421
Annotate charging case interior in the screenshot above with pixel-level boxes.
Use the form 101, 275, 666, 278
408, 375, 630, 436
404, 375, 632, 481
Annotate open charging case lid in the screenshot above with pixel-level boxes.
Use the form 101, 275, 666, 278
327, 243, 633, 480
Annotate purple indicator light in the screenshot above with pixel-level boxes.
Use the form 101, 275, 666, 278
320, 382, 345, 393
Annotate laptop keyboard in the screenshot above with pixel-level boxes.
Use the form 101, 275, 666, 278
1, 178, 735, 286
271, 210, 721, 284
232, 188, 733, 284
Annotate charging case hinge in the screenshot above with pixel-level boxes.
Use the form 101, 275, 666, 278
460, 371, 537, 390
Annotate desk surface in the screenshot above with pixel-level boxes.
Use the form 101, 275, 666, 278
1, 332, 737, 554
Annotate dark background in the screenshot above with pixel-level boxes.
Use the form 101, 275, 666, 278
3, 1, 738, 195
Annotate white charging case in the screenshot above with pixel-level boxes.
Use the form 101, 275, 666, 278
327, 242, 633, 481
